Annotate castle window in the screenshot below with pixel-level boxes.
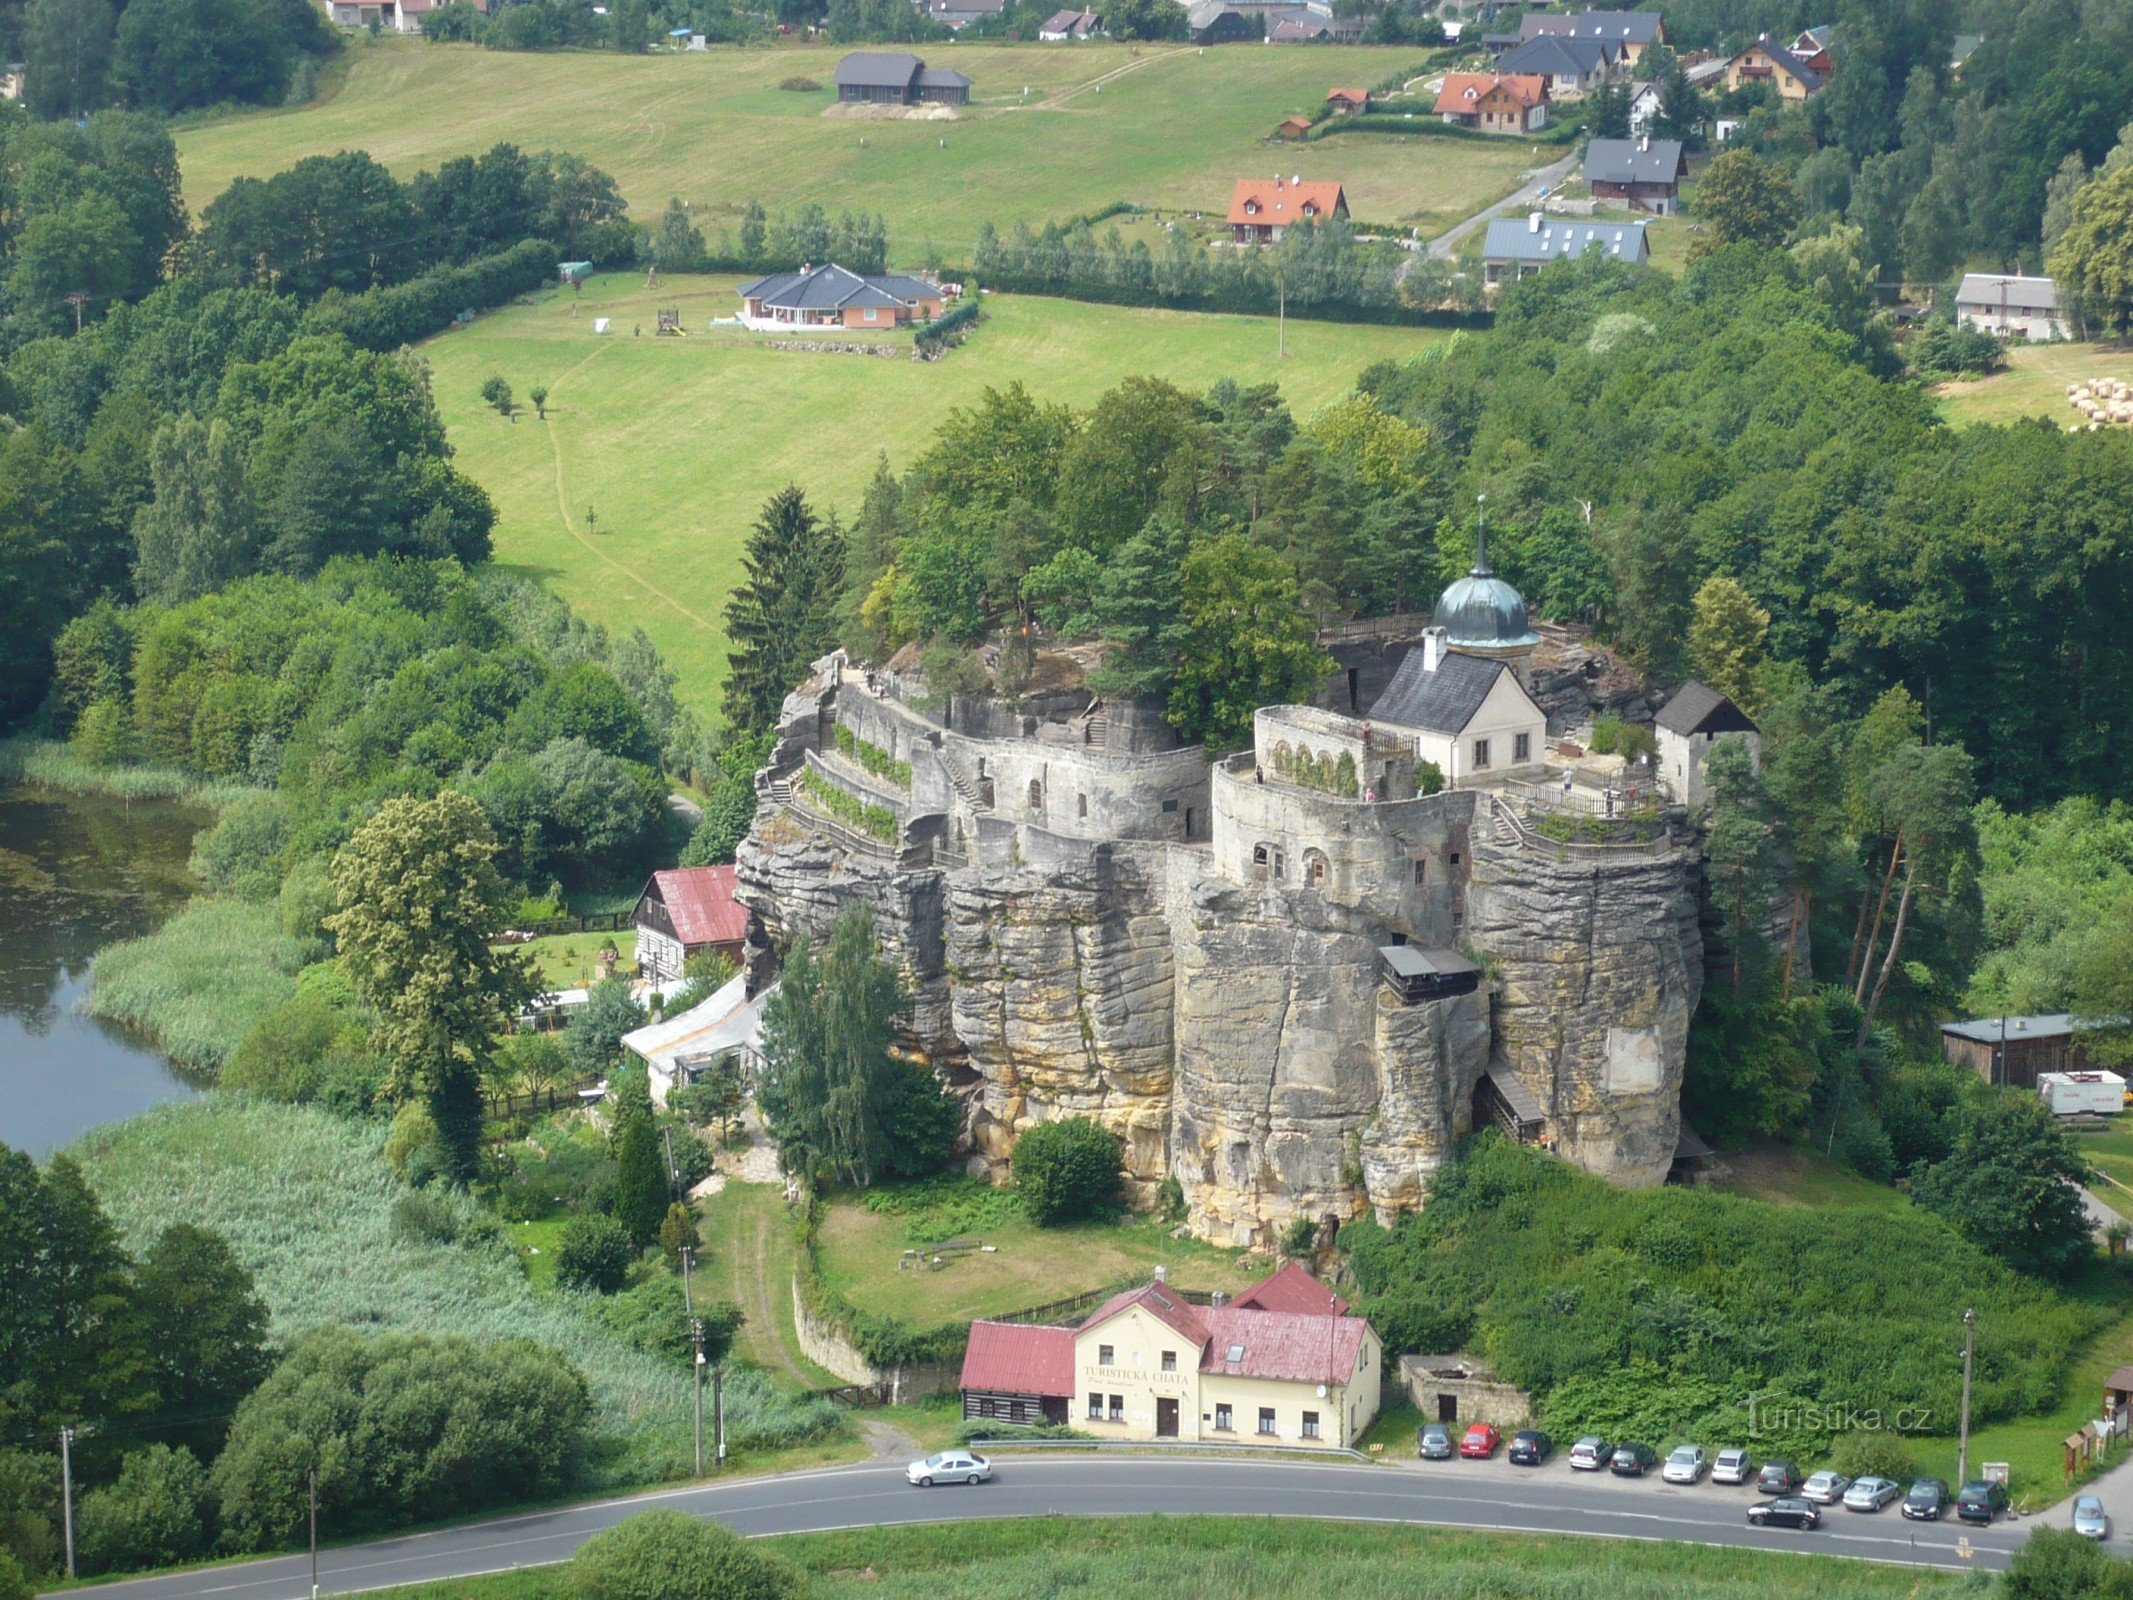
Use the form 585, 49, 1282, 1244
1028, 779, 1043, 810
1273, 851, 1286, 879
1077, 793, 1087, 819
1473, 738, 1492, 770
1449, 851, 1461, 866
1514, 732, 1531, 763
1413, 857, 1427, 886
1304, 850, 1328, 886
1162, 799, 1179, 813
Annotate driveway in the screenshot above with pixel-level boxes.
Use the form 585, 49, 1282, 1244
1422, 149, 1581, 261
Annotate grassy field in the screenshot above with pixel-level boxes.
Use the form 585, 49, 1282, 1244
425, 271, 1452, 712
507, 929, 637, 989
812, 1193, 1261, 1326
1937, 340, 2133, 427
698, 1178, 843, 1387
1710, 1142, 1914, 1213
353, 1515, 1988, 1600
175, 38, 1535, 243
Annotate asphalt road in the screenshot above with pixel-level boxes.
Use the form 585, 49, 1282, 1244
67, 1453, 2028, 1600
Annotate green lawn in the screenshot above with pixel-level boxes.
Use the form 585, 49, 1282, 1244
424, 271, 1453, 712
812, 1196, 1261, 1327
507, 929, 636, 990
350, 1515, 1986, 1600
1710, 1142, 1915, 1214
1938, 340, 2133, 427
509, 1214, 568, 1291
698, 1179, 842, 1387
176, 37, 1533, 242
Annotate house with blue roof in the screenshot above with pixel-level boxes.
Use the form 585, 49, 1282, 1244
1480, 214, 1649, 288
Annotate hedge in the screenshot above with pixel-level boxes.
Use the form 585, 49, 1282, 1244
951, 266, 1491, 330
793, 1194, 969, 1369
914, 299, 982, 355
303, 238, 558, 351
1309, 114, 1581, 147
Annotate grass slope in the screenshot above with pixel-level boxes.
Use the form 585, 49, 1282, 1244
1937, 341, 2133, 427
425, 272, 1452, 711
68, 1097, 839, 1483
354, 1516, 1981, 1600
176, 38, 1532, 242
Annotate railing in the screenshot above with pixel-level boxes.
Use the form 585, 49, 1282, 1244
1316, 611, 1430, 645
494, 911, 631, 939
964, 1437, 1372, 1464
989, 1280, 1224, 1328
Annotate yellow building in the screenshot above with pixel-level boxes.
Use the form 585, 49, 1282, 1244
960, 1264, 1382, 1450
1721, 36, 1824, 101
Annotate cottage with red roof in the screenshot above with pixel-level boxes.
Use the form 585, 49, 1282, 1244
1432, 72, 1550, 133
634, 864, 750, 984
1227, 177, 1348, 245
959, 1265, 1380, 1445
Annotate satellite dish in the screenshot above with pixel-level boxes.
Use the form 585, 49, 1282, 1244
1317, 1383, 1328, 1397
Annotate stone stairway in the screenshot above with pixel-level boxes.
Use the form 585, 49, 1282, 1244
1081, 703, 1109, 750
939, 749, 990, 812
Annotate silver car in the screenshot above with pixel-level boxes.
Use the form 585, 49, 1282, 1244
2074, 1494, 2110, 1540
1711, 1447, 1754, 1485
1842, 1476, 1902, 1512
1661, 1445, 1709, 1485
1801, 1470, 1852, 1505
907, 1450, 991, 1487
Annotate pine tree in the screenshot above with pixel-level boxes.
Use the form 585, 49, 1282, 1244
613, 1111, 669, 1248
723, 486, 845, 735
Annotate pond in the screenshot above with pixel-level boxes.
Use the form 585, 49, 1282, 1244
0, 785, 208, 1159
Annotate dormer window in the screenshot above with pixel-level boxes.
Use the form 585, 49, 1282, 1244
1244, 199, 1260, 215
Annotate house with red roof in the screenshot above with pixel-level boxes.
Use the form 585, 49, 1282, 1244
958, 1264, 1380, 1446
633, 864, 749, 984
1228, 177, 1348, 244
1432, 72, 1550, 133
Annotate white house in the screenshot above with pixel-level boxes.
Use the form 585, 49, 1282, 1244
1654, 680, 1759, 808
1954, 274, 2067, 341
1372, 632, 1548, 784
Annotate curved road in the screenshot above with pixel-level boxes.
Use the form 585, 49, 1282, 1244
70, 1454, 2026, 1599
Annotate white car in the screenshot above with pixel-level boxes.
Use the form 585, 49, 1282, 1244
1711, 1447, 1754, 1485
907, 1450, 991, 1487
1842, 1476, 1902, 1512
2073, 1494, 2110, 1540
1661, 1445, 1709, 1485
1801, 1470, 1852, 1505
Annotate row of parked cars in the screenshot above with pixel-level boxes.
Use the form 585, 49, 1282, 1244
1418, 1425, 2071, 1537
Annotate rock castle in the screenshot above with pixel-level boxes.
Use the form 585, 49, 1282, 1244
735, 540, 1715, 1246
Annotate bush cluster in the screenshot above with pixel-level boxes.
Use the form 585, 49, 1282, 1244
1011, 1117, 1124, 1226
832, 723, 913, 787
800, 767, 898, 842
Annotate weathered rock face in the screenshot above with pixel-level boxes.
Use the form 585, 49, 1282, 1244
1465, 829, 1703, 1187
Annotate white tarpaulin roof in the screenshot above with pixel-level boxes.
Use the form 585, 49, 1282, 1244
622, 974, 773, 1080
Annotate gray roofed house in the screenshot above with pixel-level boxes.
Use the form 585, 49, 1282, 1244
1522, 9, 1665, 58
1492, 35, 1616, 97
1482, 214, 1649, 285
1956, 273, 2067, 340
833, 50, 971, 104
1654, 679, 1758, 806
1369, 648, 1510, 735
1038, 7, 1100, 37
1582, 135, 1687, 214
928, 0, 1005, 27
1654, 680, 1756, 738
736, 263, 947, 330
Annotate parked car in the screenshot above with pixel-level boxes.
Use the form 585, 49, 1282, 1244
1747, 1497, 1822, 1531
1508, 1430, 1554, 1466
1711, 1447, 1754, 1485
1419, 1423, 1454, 1460
1957, 1480, 2010, 1525
907, 1450, 991, 1487
1801, 1470, 1853, 1505
1609, 1442, 1659, 1477
1661, 1445, 1709, 1485
1903, 1478, 1950, 1521
1569, 1436, 1615, 1471
1756, 1460, 1804, 1495
2073, 1494, 2110, 1540
1460, 1423, 1502, 1458
1843, 1476, 1902, 1512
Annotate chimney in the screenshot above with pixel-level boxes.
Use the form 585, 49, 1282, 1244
1529, 211, 1542, 232
1292, 173, 1302, 186
1421, 627, 1447, 674
1153, 1264, 1168, 1284
1639, 133, 1649, 151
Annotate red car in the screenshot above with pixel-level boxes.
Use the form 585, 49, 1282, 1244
1459, 1424, 1501, 1459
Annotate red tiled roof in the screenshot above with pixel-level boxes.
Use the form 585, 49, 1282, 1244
1200, 1305, 1368, 1385
1433, 72, 1549, 114
1326, 86, 1369, 105
1227, 179, 1348, 229
961, 1321, 1075, 1397
1230, 1261, 1350, 1317
649, 865, 748, 948
1080, 1282, 1211, 1347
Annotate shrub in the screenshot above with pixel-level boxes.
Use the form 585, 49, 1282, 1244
862, 1177, 1021, 1245
558, 1213, 634, 1294
614, 1112, 671, 1247
212, 1328, 593, 1550
0, 1550, 24, 1600
1012, 1117, 1123, 1225
304, 240, 555, 352
77, 1446, 211, 1575
589, 1275, 742, 1369
565, 976, 647, 1080
223, 990, 360, 1102
384, 1101, 443, 1185
953, 1419, 1089, 1445
798, 766, 897, 842
187, 791, 289, 900
1827, 1430, 1918, 1483
778, 75, 820, 90
571, 1508, 804, 1600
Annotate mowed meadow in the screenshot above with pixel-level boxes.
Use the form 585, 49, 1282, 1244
425, 273, 1455, 708
174, 37, 1537, 245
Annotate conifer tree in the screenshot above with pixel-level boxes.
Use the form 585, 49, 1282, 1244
723, 486, 845, 735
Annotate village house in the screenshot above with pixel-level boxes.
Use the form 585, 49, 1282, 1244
621, 972, 775, 1104
1038, 7, 1101, 37
1955, 273, 2067, 340
1627, 79, 1664, 135
1582, 135, 1688, 214
1492, 35, 1616, 100
1186, 0, 1260, 42
327, 0, 475, 29
1325, 86, 1371, 115
1790, 24, 1837, 75
1720, 36, 1824, 101
1433, 73, 1550, 133
1228, 176, 1348, 244
959, 1265, 1381, 1446
1652, 680, 1758, 809
928, 0, 1005, 28
633, 864, 750, 984
1481, 214, 1649, 286
832, 51, 972, 105
1268, 10, 1362, 41
735, 263, 946, 331
1941, 1015, 2106, 1090
1521, 8, 1666, 67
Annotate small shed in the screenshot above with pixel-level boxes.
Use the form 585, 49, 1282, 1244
1475, 1071, 1546, 1143
1325, 86, 1370, 114
1399, 1353, 1532, 1427
1378, 945, 1481, 1004
1276, 114, 1313, 138
558, 260, 594, 284
1941, 1014, 2098, 1089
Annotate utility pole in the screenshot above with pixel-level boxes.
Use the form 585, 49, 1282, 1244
58, 1427, 76, 1581
1957, 1309, 1978, 1486
714, 1362, 726, 1467
692, 1319, 706, 1477
308, 1469, 319, 1600
680, 1244, 695, 1314
64, 292, 88, 335
1277, 273, 1286, 360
